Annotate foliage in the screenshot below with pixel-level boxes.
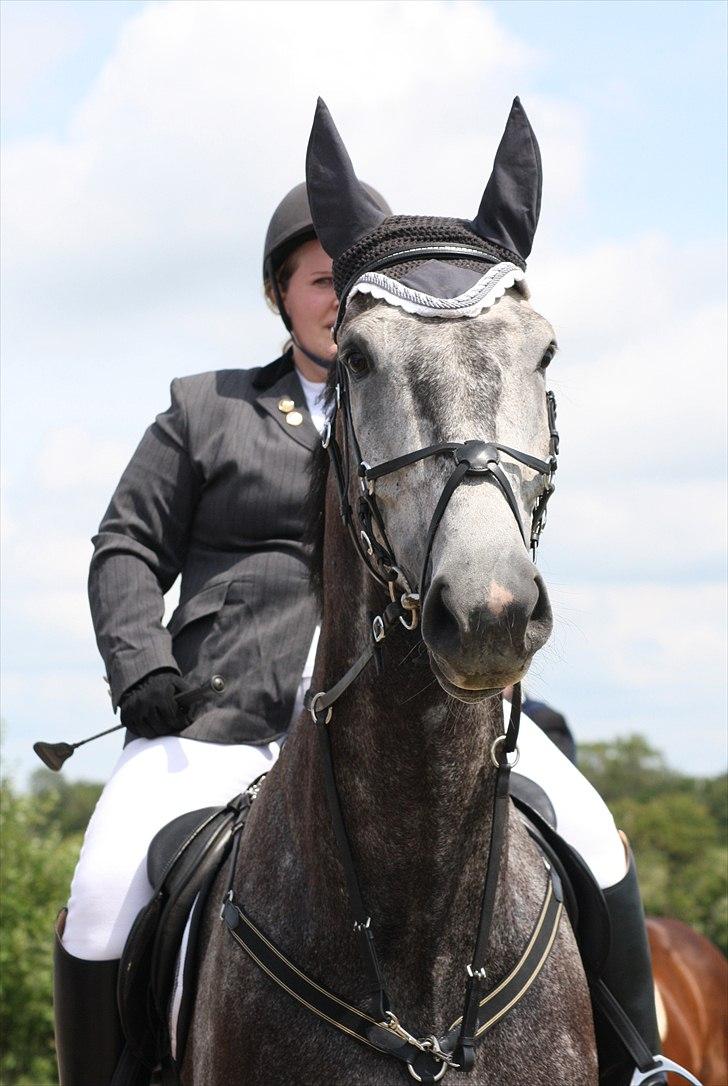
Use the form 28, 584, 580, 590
0, 778, 86, 1085
28, 769, 103, 839
579, 735, 728, 955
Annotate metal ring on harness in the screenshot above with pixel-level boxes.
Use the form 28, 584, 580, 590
490, 734, 520, 769
359, 462, 375, 496
309, 692, 333, 725
387, 567, 413, 601
407, 1058, 449, 1083
399, 593, 421, 631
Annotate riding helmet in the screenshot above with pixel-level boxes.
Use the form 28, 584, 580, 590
263, 181, 391, 282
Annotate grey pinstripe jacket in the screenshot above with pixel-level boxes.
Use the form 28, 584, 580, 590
88, 352, 320, 745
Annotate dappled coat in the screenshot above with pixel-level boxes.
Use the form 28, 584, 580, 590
88, 350, 319, 745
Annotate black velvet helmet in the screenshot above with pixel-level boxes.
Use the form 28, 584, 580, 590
263, 181, 391, 282
263, 180, 390, 368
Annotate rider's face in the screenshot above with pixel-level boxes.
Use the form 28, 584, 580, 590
282, 239, 338, 374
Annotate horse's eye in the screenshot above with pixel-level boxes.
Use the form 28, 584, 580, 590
344, 351, 370, 377
539, 341, 558, 370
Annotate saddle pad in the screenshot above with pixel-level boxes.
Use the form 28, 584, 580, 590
169, 894, 197, 1063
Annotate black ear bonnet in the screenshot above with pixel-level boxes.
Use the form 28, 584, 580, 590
305, 96, 542, 333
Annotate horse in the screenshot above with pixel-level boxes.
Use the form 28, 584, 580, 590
181, 97, 597, 1086
648, 919, 728, 1086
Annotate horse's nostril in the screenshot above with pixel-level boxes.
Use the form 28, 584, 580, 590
530, 574, 552, 627
422, 577, 465, 657
524, 573, 553, 655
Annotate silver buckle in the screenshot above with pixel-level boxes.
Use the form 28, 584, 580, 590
466, 964, 487, 981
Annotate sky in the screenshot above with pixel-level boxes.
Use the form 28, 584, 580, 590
1, 0, 726, 786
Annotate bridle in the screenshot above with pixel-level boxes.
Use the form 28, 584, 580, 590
301, 287, 563, 1078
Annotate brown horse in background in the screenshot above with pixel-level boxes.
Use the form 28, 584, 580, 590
648, 918, 728, 1086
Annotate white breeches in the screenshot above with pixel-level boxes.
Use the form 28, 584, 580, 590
63, 736, 281, 960
63, 702, 626, 962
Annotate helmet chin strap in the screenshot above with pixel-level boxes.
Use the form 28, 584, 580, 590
265, 256, 336, 372
290, 331, 335, 372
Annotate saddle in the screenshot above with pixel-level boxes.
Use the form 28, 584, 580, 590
112, 791, 252, 1086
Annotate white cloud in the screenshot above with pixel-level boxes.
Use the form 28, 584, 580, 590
1, 0, 725, 782
2, 0, 582, 316
528, 234, 727, 482
547, 580, 727, 690
0, 1, 83, 120
35, 426, 130, 491
544, 478, 726, 579
20, 588, 91, 640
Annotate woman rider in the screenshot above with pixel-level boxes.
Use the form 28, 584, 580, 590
53, 180, 388, 1084
54, 182, 668, 1086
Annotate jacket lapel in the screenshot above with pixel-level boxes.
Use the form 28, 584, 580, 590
255, 365, 320, 452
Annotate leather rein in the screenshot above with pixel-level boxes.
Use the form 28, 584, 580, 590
222, 266, 564, 1083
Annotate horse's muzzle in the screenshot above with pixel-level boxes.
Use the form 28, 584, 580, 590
421, 569, 553, 694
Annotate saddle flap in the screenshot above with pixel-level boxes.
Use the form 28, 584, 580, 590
511, 792, 611, 977
147, 806, 223, 888
119, 797, 245, 1070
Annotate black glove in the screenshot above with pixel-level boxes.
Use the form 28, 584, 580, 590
119, 669, 192, 739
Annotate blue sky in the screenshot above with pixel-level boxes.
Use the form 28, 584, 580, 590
1, 0, 726, 785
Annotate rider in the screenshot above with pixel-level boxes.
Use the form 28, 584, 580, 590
52, 180, 390, 1086
54, 182, 668, 1086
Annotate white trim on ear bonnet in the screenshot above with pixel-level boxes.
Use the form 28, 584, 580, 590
345, 261, 525, 320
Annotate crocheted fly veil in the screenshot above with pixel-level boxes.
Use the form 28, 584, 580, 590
305, 97, 542, 334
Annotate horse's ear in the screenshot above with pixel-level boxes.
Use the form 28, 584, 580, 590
471, 97, 542, 262
306, 98, 387, 260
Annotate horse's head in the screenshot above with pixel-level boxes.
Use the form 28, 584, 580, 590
307, 99, 557, 699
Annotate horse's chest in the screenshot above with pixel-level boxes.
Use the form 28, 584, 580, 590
187, 907, 595, 1086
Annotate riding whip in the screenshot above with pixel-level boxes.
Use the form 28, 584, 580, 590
32, 677, 222, 772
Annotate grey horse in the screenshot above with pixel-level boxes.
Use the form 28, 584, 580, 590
182, 101, 597, 1085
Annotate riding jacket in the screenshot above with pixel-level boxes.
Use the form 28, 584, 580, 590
88, 351, 320, 745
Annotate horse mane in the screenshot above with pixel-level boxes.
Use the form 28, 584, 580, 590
304, 370, 339, 608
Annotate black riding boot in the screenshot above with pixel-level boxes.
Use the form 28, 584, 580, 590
595, 847, 667, 1086
53, 908, 126, 1086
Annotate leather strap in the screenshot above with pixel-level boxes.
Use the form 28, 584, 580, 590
452, 686, 521, 1070
304, 598, 406, 724
221, 864, 563, 1082
316, 719, 389, 1020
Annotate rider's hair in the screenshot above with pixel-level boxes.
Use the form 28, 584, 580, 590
264, 249, 301, 313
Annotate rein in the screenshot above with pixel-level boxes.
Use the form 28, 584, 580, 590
221, 303, 564, 1083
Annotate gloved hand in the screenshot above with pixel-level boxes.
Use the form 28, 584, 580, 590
119, 669, 193, 739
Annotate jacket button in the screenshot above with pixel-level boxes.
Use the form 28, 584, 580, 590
211, 675, 225, 693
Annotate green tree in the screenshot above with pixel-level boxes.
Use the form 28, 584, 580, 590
0, 778, 84, 1085
580, 737, 728, 955
28, 769, 103, 839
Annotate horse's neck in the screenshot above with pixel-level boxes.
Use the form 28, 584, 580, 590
298, 522, 505, 945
